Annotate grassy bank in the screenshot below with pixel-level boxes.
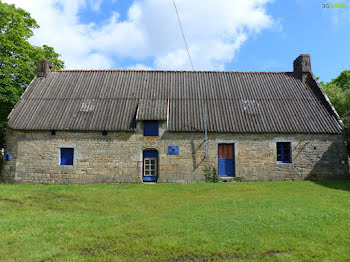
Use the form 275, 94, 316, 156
1, 181, 350, 261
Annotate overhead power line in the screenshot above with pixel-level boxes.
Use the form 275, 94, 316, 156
172, 0, 194, 70
172, 0, 207, 158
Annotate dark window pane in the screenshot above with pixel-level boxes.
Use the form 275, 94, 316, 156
60, 148, 74, 165
277, 154, 282, 161
277, 142, 291, 163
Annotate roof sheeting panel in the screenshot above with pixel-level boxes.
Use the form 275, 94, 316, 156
137, 99, 167, 120
167, 98, 341, 133
9, 98, 137, 131
8, 70, 342, 133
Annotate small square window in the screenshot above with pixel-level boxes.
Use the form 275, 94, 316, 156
144, 120, 158, 136
60, 148, 74, 165
277, 142, 291, 163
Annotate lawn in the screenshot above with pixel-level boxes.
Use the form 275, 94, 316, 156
1, 181, 350, 261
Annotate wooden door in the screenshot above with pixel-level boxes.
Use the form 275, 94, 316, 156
218, 144, 235, 177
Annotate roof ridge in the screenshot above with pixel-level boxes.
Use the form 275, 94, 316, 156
50, 69, 293, 74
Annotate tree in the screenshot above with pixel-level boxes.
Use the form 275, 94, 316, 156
321, 71, 350, 127
331, 70, 350, 92
0, 1, 64, 148
321, 71, 350, 155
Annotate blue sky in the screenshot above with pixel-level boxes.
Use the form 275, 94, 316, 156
5, 0, 350, 82
234, 0, 350, 82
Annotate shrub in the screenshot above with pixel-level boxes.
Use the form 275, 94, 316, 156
203, 166, 219, 183
234, 176, 243, 182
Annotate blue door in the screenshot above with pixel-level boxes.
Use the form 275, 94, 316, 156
218, 144, 235, 177
143, 150, 158, 182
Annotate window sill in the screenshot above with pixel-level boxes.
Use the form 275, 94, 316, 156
277, 161, 292, 164
59, 165, 75, 168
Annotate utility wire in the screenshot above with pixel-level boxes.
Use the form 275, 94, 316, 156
172, 0, 208, 158
172, 0, 194, 70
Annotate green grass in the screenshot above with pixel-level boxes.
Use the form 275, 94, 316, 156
1, 181, 350, 261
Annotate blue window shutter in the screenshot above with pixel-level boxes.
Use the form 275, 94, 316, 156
5, 153, 11, 161
168, 146, 179, 155
144, 121, 158, 136
61, 148, 74, 165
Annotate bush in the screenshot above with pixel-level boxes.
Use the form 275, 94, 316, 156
203, 166, 219, 183
234, 176, 243, 182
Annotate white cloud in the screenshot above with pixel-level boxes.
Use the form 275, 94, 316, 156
128, 64, 153, 70
4, 0, 275, 70
89, 0, 103, 11
155, 49, 189, 70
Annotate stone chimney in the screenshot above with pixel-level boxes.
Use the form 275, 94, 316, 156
293, 54, 311, 83
37, 59, 53, 77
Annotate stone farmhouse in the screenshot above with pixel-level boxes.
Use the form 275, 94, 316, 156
1, 54, 349, 184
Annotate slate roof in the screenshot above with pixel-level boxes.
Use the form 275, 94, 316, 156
8, 70, 343, 134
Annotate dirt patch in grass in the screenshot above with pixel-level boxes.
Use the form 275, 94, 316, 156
0, 198, 26, 205
80, 248, 94, 256
80, 245, 111, 256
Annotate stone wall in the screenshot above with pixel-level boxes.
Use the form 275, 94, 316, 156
346, 128, 350, 156
1, 121, 349, 184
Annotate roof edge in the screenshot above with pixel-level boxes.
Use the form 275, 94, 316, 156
6, 127, 343, 135
309, 72, 344, 129
7, 76, 38, 123
50, 69, 294, 74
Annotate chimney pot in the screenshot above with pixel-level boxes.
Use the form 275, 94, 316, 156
37, 59, 53, 77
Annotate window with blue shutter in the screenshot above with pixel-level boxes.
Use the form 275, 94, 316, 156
277, 142, 291, 163
143, 120, 158, 136
60, 148, 74, 165
168, 146, 179, 155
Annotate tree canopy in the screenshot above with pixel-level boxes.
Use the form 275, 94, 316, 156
0, 1, 64, 148
321, 70, 350, 127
